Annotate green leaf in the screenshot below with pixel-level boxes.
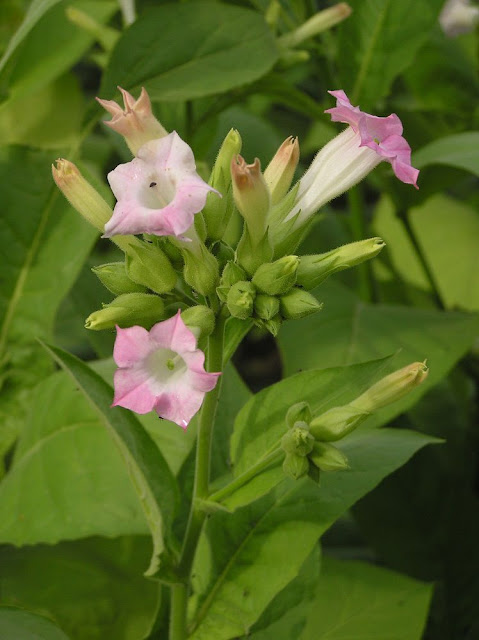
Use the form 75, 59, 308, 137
278, 280, 479, 425
413, 132, 479, 177
100, 2, 278, 101
300, 556, 432, 640
0, 536, 160, 640
0, 607, 70, 640
188, 428, 437, 639
408, 194, 479, 312
0, 146, 97, 456
0, 0, 62, 76
337, 0, 444, 109
40, 344, 179, 576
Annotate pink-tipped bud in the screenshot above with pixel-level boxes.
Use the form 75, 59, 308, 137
352, 361, 429, 413
231, 155, 271, 244
96, 87, 168, 155
52, 158, 112, 231
264, 136, 300, 204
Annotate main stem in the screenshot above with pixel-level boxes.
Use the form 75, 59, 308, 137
169, 313, 226, 640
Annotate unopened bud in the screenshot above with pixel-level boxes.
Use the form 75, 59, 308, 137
310, 442, 349, 472
282, 452, 309, 480
264, 136, 300, 204
280, 288, 323, 319
125, 242, 177, 294
226, 281, 256, 319
181, 305, 215, 340
203, 129, 242, 241
254, 294, 279, 320
278, 3, 352, 49
178, 239, 219, 296
262, 314, 282, 337
96, 87, 167, 155
85, 293, 165, 330
221, 262, 247, 288
353, 362, 429, 413
281, 422, 314, 456
92, 262, 147, 296
231, 155, 271, 245
252, 255, 299, 295
296, 237, 386, 290
309, 405, 370, 441
286, 402, 312, 429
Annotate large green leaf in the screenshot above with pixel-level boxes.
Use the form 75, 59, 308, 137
409, 194, 479, 312
300, 556, 432, 639
100, 2, 278, 101
0, 536, 160, 640
336, 0, 444, 109
0, 607, 70, 640
40, 344, 179, 576
413, 132, 479, 177
188, 428, 437, 640
0, 146, 97, 457
278, 280, 479, 426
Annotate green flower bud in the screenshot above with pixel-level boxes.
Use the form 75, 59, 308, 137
352, 362, 429, 413
85, 293, 165, 331
309, 442, 349, 472
226, 281, 256, 319
309, 405, 371, 441
262, 314, 282, 337
221, 261, 247, 288
231, 155, 271, 246
283, 452, 309, 480
92, 262, 147, 296
286, 402, 312, 429
296, 237, 386, 290
281, 422, 314, 456
181, 305, 215, 340
264, 136, 300, 205
252, 255, 299, 295
280, 288, 323, 319
254, 294, 280, 320
236, 227, 273, 277
125, 242, 177, 294
203, 129, 242, 241
181, 241, 219, 296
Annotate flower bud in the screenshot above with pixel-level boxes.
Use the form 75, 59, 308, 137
236, 227, 273, 276
264, 136, 300, 204
125, 242, 177, 294
286, 402, 312, 429
281, 422, 314, 456
178, 239, 219, 296
262, 314, 282, 337
231, 155, 271, 245
280, 288, 323, 319
252, 255, 299, 296
226, 281, 256, 319
278, 3, 352, 49
254, 294, 280, 320
203, 129, 242, 241
96, 87, 167, 155
85, 293, 165, 330
92, 262, 147, 296
283, 453, 309, 480
352, 362, 429, 413
217, 261, 247, 302
296, 237, 386, 290
181, 305, 215, 340
309, 405, 370, 441
309, 441, 349, 472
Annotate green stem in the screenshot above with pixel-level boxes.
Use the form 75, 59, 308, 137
169, 313, 226, 639
347, 186, 373, 303
208, 448, 283, 505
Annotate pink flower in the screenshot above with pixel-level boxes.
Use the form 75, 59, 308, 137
282, 90, 418, 231
104, 131, 217, 238
96, 87, 168, 155
112, 312, 220, 429
325, 90, 419, 187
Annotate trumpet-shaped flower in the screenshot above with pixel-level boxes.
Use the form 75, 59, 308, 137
104, 131, 217, 238
285, 90, 419, 229
112, 312, 220, 428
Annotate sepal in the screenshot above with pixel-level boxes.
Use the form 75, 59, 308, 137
309, 441, 349, 472
252, 255, 299, 295
280, 288, 323, 319
92, 262, 147, 296
125, 242, 177, 294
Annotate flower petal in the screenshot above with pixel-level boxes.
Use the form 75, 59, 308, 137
113, 325, 152, 367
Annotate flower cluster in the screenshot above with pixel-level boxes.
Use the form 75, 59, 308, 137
53, 88, 418, 428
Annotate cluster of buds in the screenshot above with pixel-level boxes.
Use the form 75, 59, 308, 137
52, 85, 419, 429
281, 362, 429, 481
